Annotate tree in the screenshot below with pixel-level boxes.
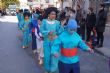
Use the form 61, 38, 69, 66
61, 0, 64, 10
1, 0, 20, 8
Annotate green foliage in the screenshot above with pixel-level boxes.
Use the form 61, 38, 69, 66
1, 0, 20, 8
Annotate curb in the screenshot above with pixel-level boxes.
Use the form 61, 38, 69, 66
106, 24, 110, 27
94, 48, 109, 58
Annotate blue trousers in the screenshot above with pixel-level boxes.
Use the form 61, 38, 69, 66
58, 61, 80, 73
32, 32, 37, 50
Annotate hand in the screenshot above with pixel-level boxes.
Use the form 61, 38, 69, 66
29, 34, 31, 36
48, 35, 54, 40
54, 35, 57, 39
48, 35, 57, 40
61, 19, 66, 26
39, 37, 43, 41
88, 48, 94, 53
49, 31, 54, 35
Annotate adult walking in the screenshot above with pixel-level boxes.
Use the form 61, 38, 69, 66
21, 12, 31, 49
40, 7, 61, 73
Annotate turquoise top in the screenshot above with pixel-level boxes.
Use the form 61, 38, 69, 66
17, 13, 24, 22
40, 19, 61, 40
32, 13, 39, 20
51, 31, 89, 64
40, 19, 63, 72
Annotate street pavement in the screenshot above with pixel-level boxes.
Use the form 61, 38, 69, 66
95, 25, 110, 57
0, 16, 110, 73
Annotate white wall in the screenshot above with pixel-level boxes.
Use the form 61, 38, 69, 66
19, 0, 29, 9
63, 0, 72, 9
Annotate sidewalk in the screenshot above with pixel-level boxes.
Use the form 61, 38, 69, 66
106, 24, 110, 27
95, 47, 110, 58
94, 24, 110, 58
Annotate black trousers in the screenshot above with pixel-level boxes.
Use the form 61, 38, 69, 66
77, 28, 86, 40
32, 32, 37, 50
97, 31, 104, 45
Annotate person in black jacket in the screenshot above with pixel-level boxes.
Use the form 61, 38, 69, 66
76, 5, 83, 35
86, 7, 96, 42
96, 4, 107, 48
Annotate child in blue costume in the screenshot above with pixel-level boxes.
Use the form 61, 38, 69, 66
40, 7, 62, 73
21, 12, 31, 49
35, 17, 44, 65
30, 10, 40, 54
16, 9, 24, 30
51, 19, 94, 73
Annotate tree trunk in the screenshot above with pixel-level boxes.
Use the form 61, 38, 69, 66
61, 0, 63, 10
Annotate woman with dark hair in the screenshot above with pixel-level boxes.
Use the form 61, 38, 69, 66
44, 7, 58, 19
40, 7, 61, 73
21, 12, 31, 49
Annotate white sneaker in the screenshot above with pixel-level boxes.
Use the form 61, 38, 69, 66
39, 59, 43, 65
33, 49, 37, 54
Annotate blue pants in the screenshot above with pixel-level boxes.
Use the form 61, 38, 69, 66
58, 61, 80, 73
18, 23, 19, 28
32, 32, 37, 50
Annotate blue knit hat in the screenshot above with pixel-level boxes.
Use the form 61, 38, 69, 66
67, 19, 78, 29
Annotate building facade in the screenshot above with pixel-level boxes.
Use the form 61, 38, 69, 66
27, 0, 60, 9
19, 0, 29, 9
0, 0, 2, 9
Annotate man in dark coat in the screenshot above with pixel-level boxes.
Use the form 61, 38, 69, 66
96, 4, 107, 48
76, 5, 83, 35
86, 7, 96, 42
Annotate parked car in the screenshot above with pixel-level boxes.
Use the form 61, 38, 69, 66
10, 9, 16, 15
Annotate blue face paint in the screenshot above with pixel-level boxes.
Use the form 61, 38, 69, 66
65, 19, 78, 34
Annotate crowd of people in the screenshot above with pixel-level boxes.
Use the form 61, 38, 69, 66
16, 3, 107, 73
0, 8, 6, 16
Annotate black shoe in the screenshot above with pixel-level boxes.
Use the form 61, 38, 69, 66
97, 45, 103, 48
